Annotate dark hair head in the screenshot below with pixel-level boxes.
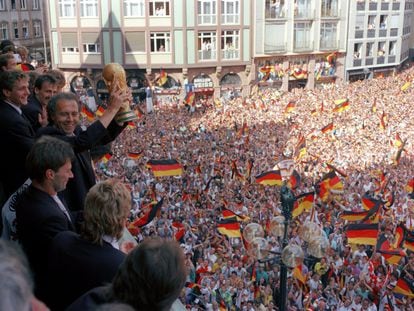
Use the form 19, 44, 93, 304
111, 238, 187, 311
0, 70, 28, 99
47, 69, 66, 89
26, 136, 74, 182
47, 92, 79, 120
34, 74, 56, 90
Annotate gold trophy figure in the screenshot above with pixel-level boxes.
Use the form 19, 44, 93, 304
102, 63, 138, 123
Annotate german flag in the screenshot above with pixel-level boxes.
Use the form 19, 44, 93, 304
321, 122, 334, 134
294, 135, 306, 159
288, 170, 301, 190
394, 139, 407, 166
401, 81, 411, 92
326, 51, 337, 65
284, 101, 296, 114
222, 207, 249, 222
292, 192, 314, 218
129, 198, 163, 228
184, 91, 195, 106
376, 233, 406, 264
333, 99, 350, 113
172, 222, 185, 242
255, 170, 283, 186
371, 98, 377, 113
95, 106, 105, 117
81, 106, 95, 122
127, 121, 136, 130
340, 210, 370, 222
134, 106, 144, 118
361, 195, 379, 211
326, 163, 347, 178
360, 201, 381, 223
157, 69, 168, 86
403, 226, 414, 252
345, 223, 379, 245
195, 164, 202, 175
293, 264, 307, 285
146, 159, 183, 177
394, 276, 414, 298
392, 133, 403, 148
320, 170, 343, 191
217, 218, 241, 238
101, 153, 112, 163
246, 159, 254, 181
127, 151, 143, 160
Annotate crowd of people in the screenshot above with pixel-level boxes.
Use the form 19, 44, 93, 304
1, 37, 414, 311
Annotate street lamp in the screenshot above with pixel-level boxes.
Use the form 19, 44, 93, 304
243, 184, 328, 311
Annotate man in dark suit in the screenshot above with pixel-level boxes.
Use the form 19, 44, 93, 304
0, 70, 33, 199
37, 90, 128, 211
45, 179, 131, 310
15, 136, 76, 299
22, 74, 57, 132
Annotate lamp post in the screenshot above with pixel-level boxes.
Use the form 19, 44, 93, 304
279, 185, 296, 311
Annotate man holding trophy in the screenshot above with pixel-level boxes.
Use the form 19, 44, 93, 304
37, 63, 137, 211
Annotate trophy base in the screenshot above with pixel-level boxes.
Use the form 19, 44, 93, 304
115, 110, 138, 123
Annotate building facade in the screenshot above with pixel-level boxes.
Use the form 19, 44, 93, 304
0, 0, 48, 62
346, 0, 413, 81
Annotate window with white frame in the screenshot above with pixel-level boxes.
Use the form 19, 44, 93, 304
378, 41, 386, 56
150, 32, 170, 52
198, 31, 217, 61
198, 0, 216, 24
294, 22, 312, 50
295, 0, 311, 18
221, 0, 239, 24
61, 33, 79, 53
389, 41, 396, 55
321, 0, 338, 17
11, 0, 16, 10
33, 0, 39, 9
13, 21, 18, 38
33, 20, 41, 37
59, 0, 76, 17
266, 0, 286, 19
125, 32, 146, 52
124, 0, 145, 17
82, 33, 100, 53
149, 1, 170, 16
80, 0, 98, 17
221, 30, 239, 59
0, 0, 6, 10
0, 22, 8, 39
320, 22, 337, 49
20, 0, 27, 9
22, 20, 29, 38
366, 42, 373, 57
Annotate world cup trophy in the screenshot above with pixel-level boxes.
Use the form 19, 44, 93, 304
102, 63, 138, 123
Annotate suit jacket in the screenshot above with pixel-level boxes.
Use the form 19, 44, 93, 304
15, 185, 75, 298
21, 95, 43, 132
45, 231, 125, 310
37, 120, 126, 211
0, 100, 35, 197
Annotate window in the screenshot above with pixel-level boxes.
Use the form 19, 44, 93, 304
11, 0, 16, 10
355, 15, 364, 30
0, 22, 8, 39
321, 0, 337, 17
82, 33, 100, 53
33, 0, 39, 9
150, 32, 170, 52
221, 30, 239, 59
354, 43, 362, 58
33, 20, 41, 37
368, 15, 376, 29
378, 41, 386, 56
20, 0, 26, 9
198, 0, 216, 24
125, 32, 146, 52
379, 15, 388, 29
22, 20, 28, 38
13, 21, 18, 38
221, 0, 239, 24
264, 23, 286, 52
295, 0, 311, 18
59, 0, 76, 17
266, 0, 286, 19
366, 42, 373, 57
294, 22, 312, 50
0, 0, 6, 10
80, 0, 98, 17
61, 32, 79, 53
149, 1, 170, 16
124, 0, 145, 17
320, 22, 337, 49
389, 41, 396, 55
198, 31, 217, 60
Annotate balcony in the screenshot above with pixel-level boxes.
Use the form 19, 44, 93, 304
293, 41, 313, 52
381, 2, 389, 10
367, 29, 376, 37
264, 44, 287, 54
355, 30, 364, 38
388, 55, 396, 63
392, 2, 400, 10
295, 8, 314, 19
377, 56, 385, 64
221, 49, 240, 60
357, 2, 365, 11
198, 50, 217, 61
369, 2, 378, 11
379, 29, 387, 37
365, 57, 374, 65
390, 28, 398, 36
353, 58, 362, 67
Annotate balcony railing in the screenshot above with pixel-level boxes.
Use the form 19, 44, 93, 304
198, 50, 217, 61
365, 57, 374, 65
320, 40, 338, 50
221, 49, 239, 60
293, 40, 313, 51
264, 44, 287, 54
295, 8, 313, 19
321, 8, 338, 18
353, 58, 362, 67
265, 6, 286, 19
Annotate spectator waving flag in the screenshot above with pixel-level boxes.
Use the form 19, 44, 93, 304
146, 159, 183, 177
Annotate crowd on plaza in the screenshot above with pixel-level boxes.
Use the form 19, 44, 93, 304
1, 37, 414, 311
